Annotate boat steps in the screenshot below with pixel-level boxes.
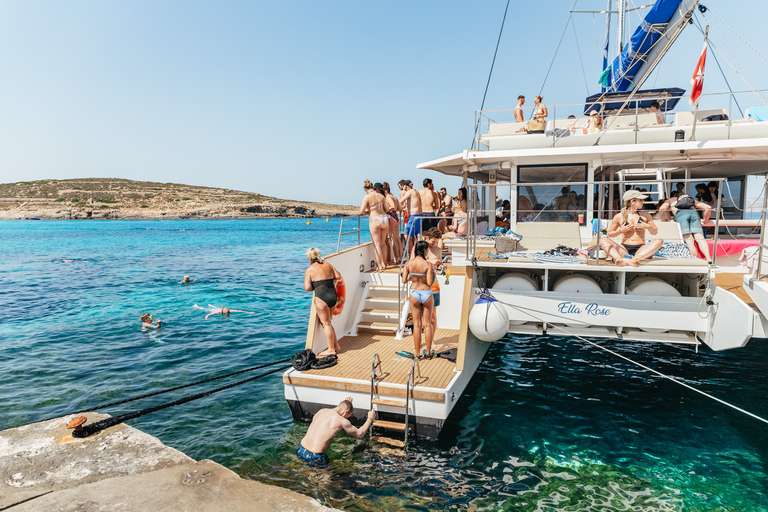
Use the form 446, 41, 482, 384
372, 419, 406, 432
357, 323, 399, 333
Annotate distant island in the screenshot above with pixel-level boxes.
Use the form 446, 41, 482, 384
0, 178, 357, 220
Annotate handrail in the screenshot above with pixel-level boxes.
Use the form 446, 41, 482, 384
753, 176, 768, 281
466, 177, 732, 266
404, 357, 418, 450
337, 215, 364, 254
369, 353, 382, 418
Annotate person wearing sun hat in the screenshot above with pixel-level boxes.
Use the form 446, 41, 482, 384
597, 189, 664, 267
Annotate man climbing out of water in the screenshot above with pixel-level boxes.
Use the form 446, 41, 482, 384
297, 396, 375, 468
141, 313, 162, 329
192, 304, 254, 320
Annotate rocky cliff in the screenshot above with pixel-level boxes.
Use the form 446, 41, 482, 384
0, 178, 357, 220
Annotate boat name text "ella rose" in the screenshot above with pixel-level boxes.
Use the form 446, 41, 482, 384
557, 302, 612, 316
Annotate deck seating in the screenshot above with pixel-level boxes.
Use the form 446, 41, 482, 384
674, 108, 730, 126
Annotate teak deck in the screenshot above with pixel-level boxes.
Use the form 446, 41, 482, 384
284, 328, 460, 401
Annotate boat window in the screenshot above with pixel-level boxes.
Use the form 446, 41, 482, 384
721, 178, 743, 219
517, 164, 587, 224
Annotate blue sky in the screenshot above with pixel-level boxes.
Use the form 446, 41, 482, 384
1, 1, 766, 204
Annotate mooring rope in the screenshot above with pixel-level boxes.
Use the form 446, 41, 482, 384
19, 357, 291, 428
73, 365, 291, 438
480, 288, 768, 425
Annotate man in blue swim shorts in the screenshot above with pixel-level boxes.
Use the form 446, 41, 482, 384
297, 396, 375, 468
399, 179, 424, 257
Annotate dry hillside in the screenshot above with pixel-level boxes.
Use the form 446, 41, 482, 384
0, 178, 357, 220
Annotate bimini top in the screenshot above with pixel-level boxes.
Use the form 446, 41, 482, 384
584, 88, 686, 115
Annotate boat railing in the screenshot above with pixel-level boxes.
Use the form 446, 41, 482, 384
474, 88, 768, 149
336, 215, 365, 254
466, 177, 728, 266
751, 176, 768, 281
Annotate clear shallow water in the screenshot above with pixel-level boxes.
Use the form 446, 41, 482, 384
2, 219, 767, 511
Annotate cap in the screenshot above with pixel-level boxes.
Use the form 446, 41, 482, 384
623, 190, 648, 202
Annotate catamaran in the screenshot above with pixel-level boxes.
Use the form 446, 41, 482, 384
284, 0, 768, 441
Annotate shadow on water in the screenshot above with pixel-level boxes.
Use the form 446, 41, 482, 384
2, 220, 768, 511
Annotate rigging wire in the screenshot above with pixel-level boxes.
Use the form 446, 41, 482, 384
485, 292, 768, 425
472, 0, 511, 150
697, 14, 768, 108
538, 0, 579, 96
705, 8, 768, 65
570, 16, 591, 95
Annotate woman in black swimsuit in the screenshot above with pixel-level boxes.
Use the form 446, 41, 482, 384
304, 247, 343, 356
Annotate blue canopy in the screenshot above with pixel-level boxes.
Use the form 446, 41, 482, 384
606, 0, 684, 92
584, 88, 686, 115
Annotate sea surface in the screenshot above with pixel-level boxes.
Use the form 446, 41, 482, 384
2, 219, 768, 511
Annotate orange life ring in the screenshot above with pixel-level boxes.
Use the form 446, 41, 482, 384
331, 279, 346, 316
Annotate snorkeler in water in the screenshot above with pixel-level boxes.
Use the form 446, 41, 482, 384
192, 304, 254, 320
141, 313, 163, 329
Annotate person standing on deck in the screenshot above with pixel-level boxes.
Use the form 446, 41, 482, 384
440, 187, 453, 217
425, 228, 443, 334
360, 180, 389, 272
399, 180, 423, 257
297, 396, 375, 468
304, 247, 343, 357
419, 178, 441, 231
382, 182, 403, 265
402, 240, 435, 359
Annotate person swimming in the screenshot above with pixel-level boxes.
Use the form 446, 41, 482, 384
141, 313, 162, 329
192, 304, 254, 320
179, 275, 196, 284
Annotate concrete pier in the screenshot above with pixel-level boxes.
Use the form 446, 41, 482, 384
0, 413, 336, 511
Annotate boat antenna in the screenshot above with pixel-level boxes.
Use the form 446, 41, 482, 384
472, 0, 511, 150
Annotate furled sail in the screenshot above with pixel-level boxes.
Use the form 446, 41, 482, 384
606, 0, 699, 92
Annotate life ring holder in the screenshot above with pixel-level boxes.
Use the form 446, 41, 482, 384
331, 279, 346, 316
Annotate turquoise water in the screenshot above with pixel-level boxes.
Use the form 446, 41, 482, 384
2, 219, 768, 511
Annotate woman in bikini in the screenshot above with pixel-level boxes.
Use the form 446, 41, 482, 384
382, 182, 403, 265
402, 240, 435, 359
304, 247, 343, 356
599, 190, 664, 267
440, 203, 467, 238
360, 180, 389, 272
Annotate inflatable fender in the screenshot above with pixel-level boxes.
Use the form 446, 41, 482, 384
331, 279, 346, 316
468, 291, 509, 342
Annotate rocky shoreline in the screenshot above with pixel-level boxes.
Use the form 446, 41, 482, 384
0, 178, 356, 220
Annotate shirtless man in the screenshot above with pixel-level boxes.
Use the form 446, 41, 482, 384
399, 180, 423, 255
599, 190, 663, 267
440, 187, 452, 216
514, 95, 525, 122
419, 178, 441, 232
297, 397, 375, 467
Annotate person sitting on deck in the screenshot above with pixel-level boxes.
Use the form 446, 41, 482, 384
297, 396, 375, 468
439, 203, 467, 238
514, 95, 525, 122
598, 190, 663, 267
650, 101, 666, 124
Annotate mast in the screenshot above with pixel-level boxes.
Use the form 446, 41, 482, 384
617, 0, 627, 54
602, 0, 612, 92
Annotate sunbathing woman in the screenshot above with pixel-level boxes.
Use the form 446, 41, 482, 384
304, 247, 343, 357
360, 179, 389, 271
599, 190, 663, 267
402, 240, 435, 359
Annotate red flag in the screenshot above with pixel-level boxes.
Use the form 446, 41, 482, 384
690, 41, 707, 106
